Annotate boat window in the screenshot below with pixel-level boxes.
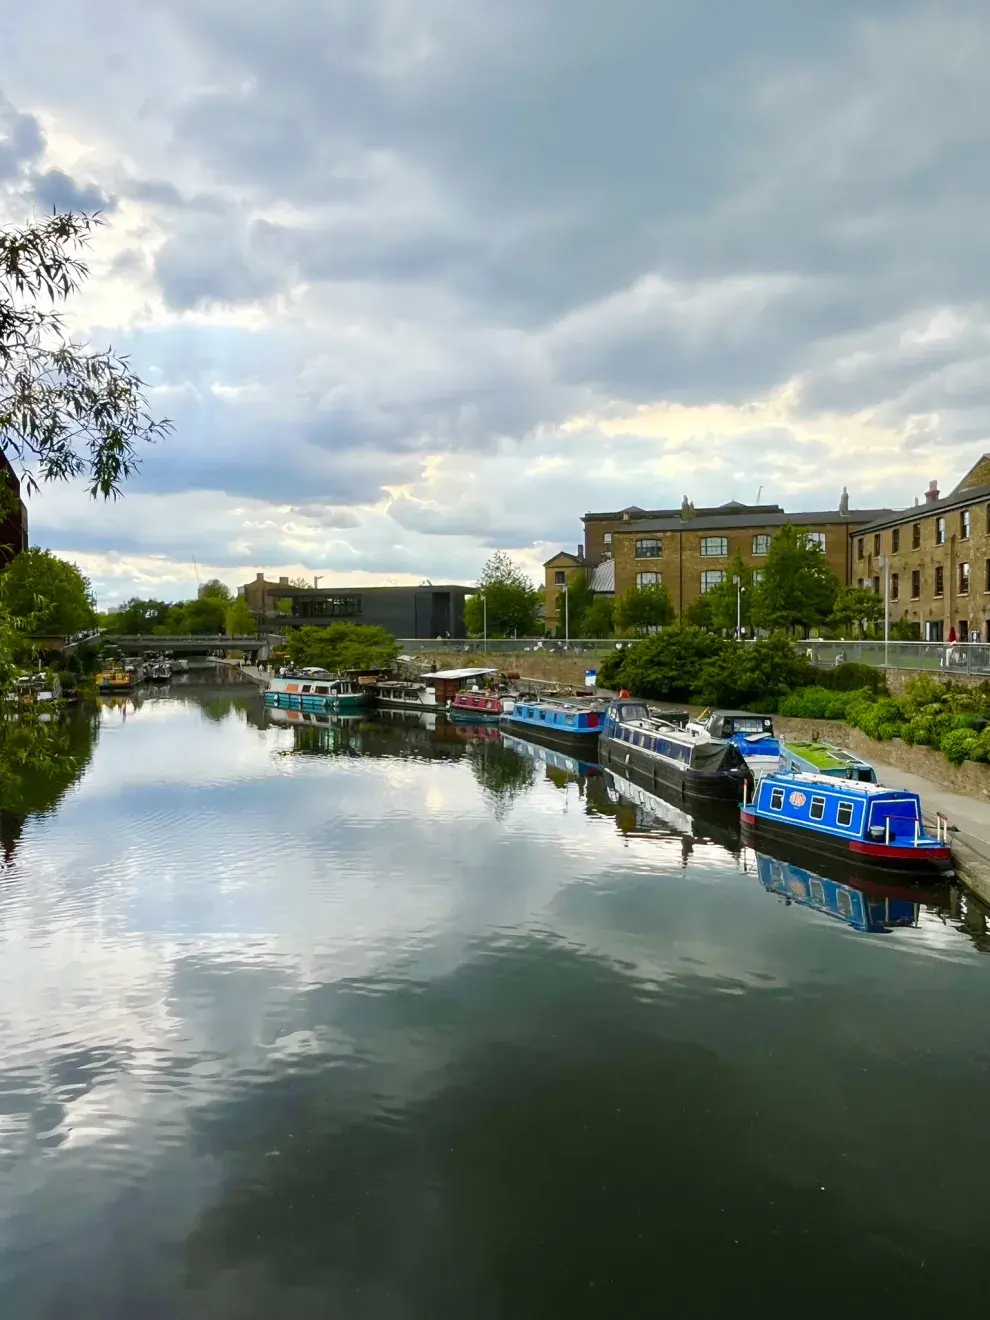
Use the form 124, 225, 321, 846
769, 787, 785, 810
836, 890, 854, 919
836, 801, 854, 827
316, 686, 329, 695
810, 879, 825, 907
809, 796, 826, 821
302, 685, 312, 693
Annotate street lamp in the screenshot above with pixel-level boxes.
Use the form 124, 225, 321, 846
733, 575, 745, 639
482, 592, 487, 653
564, 582, 570, 645
877, 555, 890, 667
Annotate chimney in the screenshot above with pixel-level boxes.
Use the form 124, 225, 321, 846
256, 572, 265, 581
576, 546, 584, 561
279, 576, 289, 585
839, 487, 849, 517
925, 480, 940, 504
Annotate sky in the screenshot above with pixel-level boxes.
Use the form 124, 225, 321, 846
2, 0, 990, 606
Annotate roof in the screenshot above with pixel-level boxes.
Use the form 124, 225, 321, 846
543, 551, 583, 567
612, 508, 893, 534
584, 501, 783, 521
427, 667, 497, 680
589, 559, 615, 593
853, 481, 990, 534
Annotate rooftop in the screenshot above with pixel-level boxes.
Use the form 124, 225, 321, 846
611, 508, 892, 534
854, 480, 990, 534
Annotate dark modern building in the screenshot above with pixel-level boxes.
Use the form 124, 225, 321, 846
0, 450, 29, 568
241, 574, 470, 638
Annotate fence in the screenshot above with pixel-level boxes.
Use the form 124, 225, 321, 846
802, 639, 990, 676
396, 638, 619, 655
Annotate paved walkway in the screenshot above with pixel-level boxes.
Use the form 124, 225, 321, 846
217, 659, 268, 687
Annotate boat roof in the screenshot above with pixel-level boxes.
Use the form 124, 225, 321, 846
706, 709, 772, 720
428, 667, 498, 679
768, 771, 909, 798
782, 739, 871, 768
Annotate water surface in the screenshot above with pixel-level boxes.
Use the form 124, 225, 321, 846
2, 676, 989, 1317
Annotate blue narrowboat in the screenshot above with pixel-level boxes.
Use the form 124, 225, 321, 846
600, 699, 751, 800
741, 771, 952, 874
753, 852, 934, 934
503, 699, 603, 750
501, 732, 601, 781
687, 709, 781, 778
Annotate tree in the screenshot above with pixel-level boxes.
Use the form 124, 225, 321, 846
198, 578, 233, 604
704, 553, 753, 634
179, 595, 227, 635
614, 582, 675, 634
284, 623, 398, 671
0, 547, 95, 636
828, 585, 884, 638
582, 596, 615, 638
612, 625, 725, 701
2, 212, 171, 497
682, 594, 714, 629
103, 596, 171, 634
750, 523, 839, 633
463, 551, 542, 638
554, 574, 595, 637
226, 596, 257, 636
696, 634, 815, 707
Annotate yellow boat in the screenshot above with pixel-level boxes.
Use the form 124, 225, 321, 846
95, 667, 134, 693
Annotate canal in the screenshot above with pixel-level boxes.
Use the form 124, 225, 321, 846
2, 672, 989, 1317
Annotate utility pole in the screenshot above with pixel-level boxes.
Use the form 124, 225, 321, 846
733, 574, 744, 639
482, 593, 487, 653
565, 583, 570, 645
878, 555, 890, 668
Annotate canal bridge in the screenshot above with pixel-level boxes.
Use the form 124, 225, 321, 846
107, 634, 283, 657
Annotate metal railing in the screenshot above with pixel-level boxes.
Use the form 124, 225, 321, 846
396, 638, 620, 655
801, 639, 990, 675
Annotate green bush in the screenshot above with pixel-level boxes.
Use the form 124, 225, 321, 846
821, 662, 888, 695
847, 696, 905, 742
696, 634, 816, 707
940, 728, 981, 764
596, 648, 627, 689
777, 685, 874, 720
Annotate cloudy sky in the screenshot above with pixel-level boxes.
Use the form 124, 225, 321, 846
2, 0, 989, 605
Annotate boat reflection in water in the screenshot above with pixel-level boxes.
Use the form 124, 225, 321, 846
601, 764, 742, 858
748, 849, 947, 934
501, 731, 601, 783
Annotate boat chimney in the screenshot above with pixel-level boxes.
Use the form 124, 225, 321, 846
925, 479, 940, 504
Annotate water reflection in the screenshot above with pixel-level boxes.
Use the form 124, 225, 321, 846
598, 764, 742, 857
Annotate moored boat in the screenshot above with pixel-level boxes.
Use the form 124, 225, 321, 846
265, 672, 371, 712
740, 771, 952, 874
599, 698, 751, 800
374, 679, 440, 713
96, 666, 134, 693
501, 731, 601, 781
449, 690, 507, 723
687, 709, 781, 778
503, 698, 603, 749
779, 739, 877, 783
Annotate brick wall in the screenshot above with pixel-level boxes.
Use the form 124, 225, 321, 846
543, 556, 586, 630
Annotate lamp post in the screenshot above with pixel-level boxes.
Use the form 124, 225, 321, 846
564, 582, 570, 645
877, 555, 890, 667
482, 593, 487, 654
733, 575, 744, 639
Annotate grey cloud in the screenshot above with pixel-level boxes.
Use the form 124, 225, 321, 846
29, 166, 115, 214
0, 91, 43, 179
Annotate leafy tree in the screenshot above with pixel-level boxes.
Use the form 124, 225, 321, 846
891, 617, 921, 641
704, 553, 753, 634
103, 596, 171, 634
828, 585, 884, 638
614, 582, 675, 634
284, 623, 398, 671
582, 596, 615, 638
613, 625, 725, 701
1, 212, 171, 497
0, 547, 95, 636
225, 596, 257, 636
554, 573, 595, 637
198, 578, 233, 604
696, 635, 815, 707
463, 551, 541, 637
750, 523, 839, 633
682, 593, 714, 629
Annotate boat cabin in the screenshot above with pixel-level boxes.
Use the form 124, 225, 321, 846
700, 710, 775, 740
425, 668, 498, 704
780, 740, 878, 784
511, 701, 602, 733
752, 773, 931, 846
451, 691, 504, 716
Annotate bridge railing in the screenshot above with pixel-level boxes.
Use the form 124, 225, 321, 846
395, 638, 619, 655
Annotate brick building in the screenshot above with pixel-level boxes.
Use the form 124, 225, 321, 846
850, 456, 990, 642
0, 449, 28, 568
544, 492, 888, 629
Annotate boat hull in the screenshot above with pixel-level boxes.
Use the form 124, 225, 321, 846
601, 735, 748, 800
503, 715, 601, 753
265, 691, 368, 713
740, 808, 953, 875
449, 709, 502, 724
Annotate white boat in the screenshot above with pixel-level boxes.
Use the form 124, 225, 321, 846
684, 709, 781, 778
374, 679, 440, 712
265, 672, 372, 711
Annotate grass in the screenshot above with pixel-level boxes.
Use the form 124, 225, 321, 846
782, 739, 848, 770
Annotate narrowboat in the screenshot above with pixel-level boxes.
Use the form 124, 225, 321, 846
503, 698, 603, 750
374, 679, 440, 713
599, 699, 751, 800
501, 731, 601, 781
741, 771, 952, 874
779, 739, 877, 783
752, 851, 943, 934
687, 709, 781, 778
448, 690, 509, 724
96, 666, 134, 693
265, 672, 371, 712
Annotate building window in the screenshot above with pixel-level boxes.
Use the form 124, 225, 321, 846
554, 570, 566, 585
912, 570, 921, 599
295, 595, 361, 620
936, 516, 946, 545
961, 509, 971, 540
891, 573, 899, 601
872, 576, 880, 594
603, 532, 612, 544
752, 569, 764, 584
873, 533, 881, 555
959, 561, 970, 595
891, 527, 900, 553
700, 536, 728, 557
636, 572, 662, 588
912, 523, 921, 549
857, 537, 864, 560
700, 570, 726, 592
805, 532, 826, 551
934, 566, 944, 597
635, 537, 661, 559
752, 534, 771, 555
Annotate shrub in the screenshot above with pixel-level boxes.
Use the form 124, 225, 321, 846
777, 685, 875, 720
617, 626, 726, 701
824, 662, 889, 695
847, 696, 905, 742
696, 634, 816, 708
596, 648, 627, 689
941, 728, 981, 765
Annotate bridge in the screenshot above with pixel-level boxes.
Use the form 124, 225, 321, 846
104, 634, 284, 657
